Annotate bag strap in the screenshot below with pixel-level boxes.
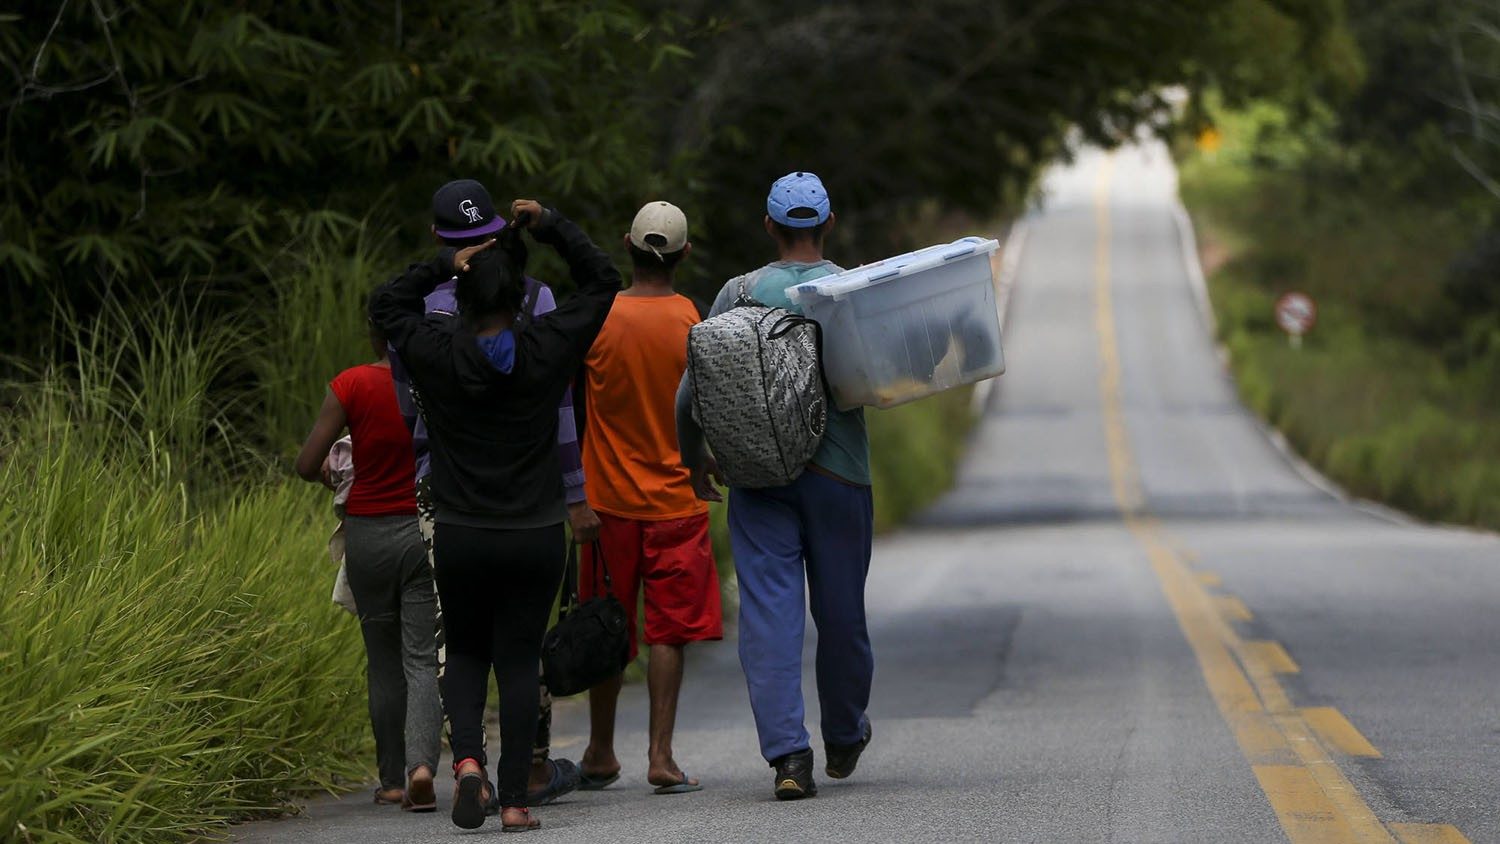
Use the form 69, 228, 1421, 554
557, 542, 581, 619
513, 276, 540, 332
763, 310, 833, 436
591, 540, 613, 592
733, 271, 765, 308
557, 540, 615, 620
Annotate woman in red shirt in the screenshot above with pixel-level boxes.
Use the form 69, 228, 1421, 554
296, 321, 442, 813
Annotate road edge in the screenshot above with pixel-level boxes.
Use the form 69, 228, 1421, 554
1167, 201, 1417, 528
971, 217, 1029, 417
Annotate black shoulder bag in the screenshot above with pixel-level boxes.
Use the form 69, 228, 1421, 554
541, 542, 630, 697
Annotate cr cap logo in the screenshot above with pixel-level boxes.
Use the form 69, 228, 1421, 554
459, 199, 482, 224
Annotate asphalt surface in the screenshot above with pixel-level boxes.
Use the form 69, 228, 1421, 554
234, 145, 1500, 843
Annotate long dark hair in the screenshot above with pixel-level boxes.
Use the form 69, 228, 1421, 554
455, 224, 528, 327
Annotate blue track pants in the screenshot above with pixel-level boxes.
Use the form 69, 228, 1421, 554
728, 469, 874, 762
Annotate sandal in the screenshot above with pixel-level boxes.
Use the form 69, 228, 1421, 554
651, 771, 703, 795
403, 766, 437, 813
451, 759, 489, 830
373, 786, 404, 805
577, 769, 620, 791
527, 758, 581, 806
501, 806, 541, 833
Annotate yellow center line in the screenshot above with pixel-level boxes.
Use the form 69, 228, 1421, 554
1088, 153, 1464, 843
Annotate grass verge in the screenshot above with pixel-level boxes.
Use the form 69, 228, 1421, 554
1, 303, 370, 844
1178, 112, 1500, 530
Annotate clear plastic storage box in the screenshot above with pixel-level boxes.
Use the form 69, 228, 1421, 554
788, 237, 1005, 410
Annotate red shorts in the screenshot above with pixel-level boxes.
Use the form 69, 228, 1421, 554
579, 511, 723, 661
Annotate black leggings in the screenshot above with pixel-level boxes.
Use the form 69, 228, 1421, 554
433, 522, 565, 808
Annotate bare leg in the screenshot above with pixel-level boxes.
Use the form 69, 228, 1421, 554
646, 644, 695, 787
581, 673, 623, 778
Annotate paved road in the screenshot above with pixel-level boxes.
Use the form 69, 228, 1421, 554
236, 145, 1500, 843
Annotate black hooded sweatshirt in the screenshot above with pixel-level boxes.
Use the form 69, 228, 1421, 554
369, 209, 619, 529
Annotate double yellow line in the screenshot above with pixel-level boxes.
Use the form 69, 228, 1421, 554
1090, 154, 1467, 844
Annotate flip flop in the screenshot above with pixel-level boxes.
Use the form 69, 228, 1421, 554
577, 770, 620, 791
651, 773, 703, 795
526, 758, 580, 806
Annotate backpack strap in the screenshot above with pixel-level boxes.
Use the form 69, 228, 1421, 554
732, 271, 764, 308
513, 276, 541, 331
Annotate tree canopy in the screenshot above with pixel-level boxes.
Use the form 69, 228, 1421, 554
3, 0, 1359, 357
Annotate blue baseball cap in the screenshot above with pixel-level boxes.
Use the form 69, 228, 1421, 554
767, 171, 831, 228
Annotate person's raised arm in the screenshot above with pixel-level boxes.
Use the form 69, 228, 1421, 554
369, 241, 493, 356
506, 201, 620, 390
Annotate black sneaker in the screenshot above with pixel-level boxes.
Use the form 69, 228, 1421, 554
771, 749, 818, 800
825, 719, 873, 780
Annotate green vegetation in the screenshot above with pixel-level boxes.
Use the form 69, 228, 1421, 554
1178, 0, 1500, 530
0, 1, 1385, 840
868, 389, 977, 531
3, 0, 1354, 362
1, 298, 370, 844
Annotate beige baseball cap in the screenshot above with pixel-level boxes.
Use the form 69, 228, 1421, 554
629, 201, 688, 258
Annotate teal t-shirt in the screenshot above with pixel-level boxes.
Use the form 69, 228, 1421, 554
704, 260, 871, 486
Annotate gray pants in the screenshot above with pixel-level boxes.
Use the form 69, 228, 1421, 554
344, 514, 443, 789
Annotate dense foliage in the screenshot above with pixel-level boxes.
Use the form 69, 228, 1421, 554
1193, 0, 1499, 356
1179, 0, 1500, 529
1, 0, 674, 355
4, 1, 1353, 368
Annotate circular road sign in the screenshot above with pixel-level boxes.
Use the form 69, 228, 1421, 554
1275, 292, 1317, 337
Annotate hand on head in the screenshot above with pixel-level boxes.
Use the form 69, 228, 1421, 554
453, 239, 495, 273
510, 199, 544, 229
449, 200, 543, 273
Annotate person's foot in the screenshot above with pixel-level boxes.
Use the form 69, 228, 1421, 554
579, 745, 621, 788
648, 758, 702, 794
373, 786, 403, 805
451, 758, 490, 830
501, 806, 541, 833
771, 749, 817, 800
402, 765, 437, 812
526, 758, 581, 806
825, 719, 873, 780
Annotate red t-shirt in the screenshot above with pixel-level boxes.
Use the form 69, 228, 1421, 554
329, 363, 418, 517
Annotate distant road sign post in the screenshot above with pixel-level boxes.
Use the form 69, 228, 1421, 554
1275, 292, 1317, 349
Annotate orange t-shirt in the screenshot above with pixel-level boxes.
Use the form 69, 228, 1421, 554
582, 294, 707, 521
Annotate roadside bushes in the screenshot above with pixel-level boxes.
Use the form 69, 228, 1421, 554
1179, 108, 1500, 531
0, 291, 370, 844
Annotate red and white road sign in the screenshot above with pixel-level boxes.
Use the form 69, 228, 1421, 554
1275, 292, 1317, 337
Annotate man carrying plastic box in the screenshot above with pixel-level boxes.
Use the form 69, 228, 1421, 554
675, 171, 874, 801
576, 201, 723, 795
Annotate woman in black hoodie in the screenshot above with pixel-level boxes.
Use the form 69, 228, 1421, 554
369, 200, 618, 832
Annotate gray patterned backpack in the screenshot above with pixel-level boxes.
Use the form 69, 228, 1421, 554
687, 275, 828, 488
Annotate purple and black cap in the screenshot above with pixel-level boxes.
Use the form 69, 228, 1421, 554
432, 179, 506, 240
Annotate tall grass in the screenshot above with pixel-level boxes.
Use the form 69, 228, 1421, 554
1, 290, 370, 843
254, 228, 393, 452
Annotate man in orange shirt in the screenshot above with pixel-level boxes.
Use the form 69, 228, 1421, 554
576, 201, 722, 795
